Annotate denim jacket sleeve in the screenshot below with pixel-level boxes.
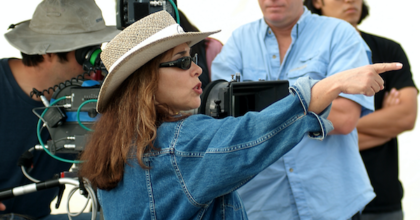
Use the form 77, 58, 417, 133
168, 77, 333, 206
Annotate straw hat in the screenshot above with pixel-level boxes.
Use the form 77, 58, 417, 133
4, 0, 120, 54
97, 10, 220, 113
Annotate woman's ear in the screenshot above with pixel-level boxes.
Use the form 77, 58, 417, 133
312, 0, 323, 10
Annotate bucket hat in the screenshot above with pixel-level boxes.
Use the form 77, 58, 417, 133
96, 10, 220, 113
4, 0, 120, 55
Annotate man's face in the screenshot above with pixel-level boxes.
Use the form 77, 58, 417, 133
52, 51, 86, 83
258, 0, 304, 28
312, 0, 363, 26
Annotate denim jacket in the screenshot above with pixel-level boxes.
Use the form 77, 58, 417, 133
97, 77, 333, 220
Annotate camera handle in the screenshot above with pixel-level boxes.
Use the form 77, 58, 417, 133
0, 178, 78, 201
0, 177, 99, 220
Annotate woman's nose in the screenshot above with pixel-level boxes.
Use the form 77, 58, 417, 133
191, 62, 202, 77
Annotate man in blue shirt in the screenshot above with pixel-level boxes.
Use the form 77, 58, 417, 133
212, 0, 375, 219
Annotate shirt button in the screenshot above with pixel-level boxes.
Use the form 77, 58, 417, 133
272, 55, 277, 59
289, 168, 294, 172
268, 30, 272, 34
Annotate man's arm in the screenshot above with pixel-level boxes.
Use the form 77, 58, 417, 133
323, 21, 374, 135
327, 97, 361, 135
357, 87, 418, 150
358, 132, 391, 150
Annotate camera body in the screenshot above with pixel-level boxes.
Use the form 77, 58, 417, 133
199, 79, 289, 119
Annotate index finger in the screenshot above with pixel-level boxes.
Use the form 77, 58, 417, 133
372, 63, 403, 74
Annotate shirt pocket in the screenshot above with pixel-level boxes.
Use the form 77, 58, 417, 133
287, 51, 328, 80
242, 68, 267, 82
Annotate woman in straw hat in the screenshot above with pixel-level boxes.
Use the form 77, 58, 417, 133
78, 11, 401, 219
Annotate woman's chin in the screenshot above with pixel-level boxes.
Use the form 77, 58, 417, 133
191, 100, 201, 110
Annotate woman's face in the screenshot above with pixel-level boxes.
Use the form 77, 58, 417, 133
156, 43, 203, 113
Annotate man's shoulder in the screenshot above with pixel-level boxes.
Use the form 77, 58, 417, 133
233, 18, 264, 34
361, 31, 402, 47
307, 13, 356, 33
0, 58, 10, 66
0, 58, 12, 76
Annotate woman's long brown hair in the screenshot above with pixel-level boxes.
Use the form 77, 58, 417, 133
79, 51, 186, 190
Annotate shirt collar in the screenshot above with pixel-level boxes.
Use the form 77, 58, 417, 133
260, 6, 311, 40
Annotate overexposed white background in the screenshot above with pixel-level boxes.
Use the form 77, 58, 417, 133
1, 0, 418, 219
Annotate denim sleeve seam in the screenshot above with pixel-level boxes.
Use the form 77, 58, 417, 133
171, 120, 207, 208
170, 119, 184, 149
206, 113, 305, 154
145, 162, 158, 220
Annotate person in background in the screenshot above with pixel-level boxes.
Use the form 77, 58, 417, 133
211, 0, 375, 219
304, 0, 418, 219
0, 0, 119, 219
178, 9, 223, 89
78, 10, 401, 220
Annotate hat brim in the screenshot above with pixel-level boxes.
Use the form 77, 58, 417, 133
97, 30, 219, 113
4, 21, 120, 54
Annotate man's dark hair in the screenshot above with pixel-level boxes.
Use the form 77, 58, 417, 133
303, 0, 369, 24
21, 52, 69, 67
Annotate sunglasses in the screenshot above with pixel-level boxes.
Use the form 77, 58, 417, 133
159, 54, 198, 70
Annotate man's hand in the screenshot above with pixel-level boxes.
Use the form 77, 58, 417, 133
0, 202, 5, 211
383, 88, 400, 108
357, 87, 418, 151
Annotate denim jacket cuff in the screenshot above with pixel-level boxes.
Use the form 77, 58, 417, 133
289, 77, 334, 140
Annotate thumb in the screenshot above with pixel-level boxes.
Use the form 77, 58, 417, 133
372, 62, 403, 74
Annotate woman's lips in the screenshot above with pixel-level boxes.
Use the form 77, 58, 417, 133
193, 83, 202, 95
345, 7, 358, 13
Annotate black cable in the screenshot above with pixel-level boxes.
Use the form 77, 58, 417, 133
29, 71, 94, 98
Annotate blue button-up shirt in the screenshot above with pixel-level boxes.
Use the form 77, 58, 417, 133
212, 7, 375, 220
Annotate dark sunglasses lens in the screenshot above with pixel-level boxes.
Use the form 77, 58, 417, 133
181, 57, 192, 70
